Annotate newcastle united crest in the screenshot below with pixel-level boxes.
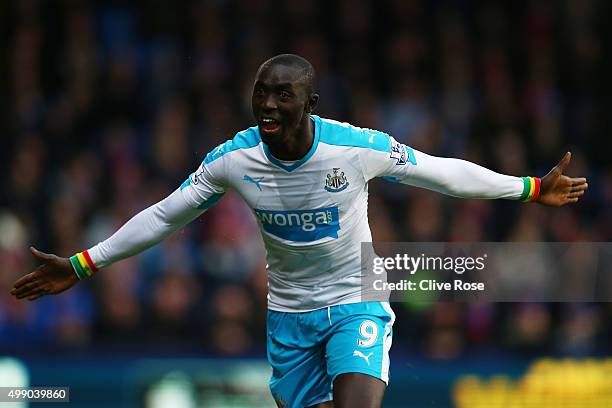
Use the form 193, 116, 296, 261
325, 168, 349, 192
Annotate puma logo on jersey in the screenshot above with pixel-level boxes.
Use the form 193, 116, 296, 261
353, 350, 374, 365
244, 175, 264, 191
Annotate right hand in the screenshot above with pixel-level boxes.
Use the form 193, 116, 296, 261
10, 247, 79, 301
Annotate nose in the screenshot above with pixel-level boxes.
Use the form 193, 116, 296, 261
263, 94, 278, 110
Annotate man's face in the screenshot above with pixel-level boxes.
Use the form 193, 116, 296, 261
252, 63, 313, 145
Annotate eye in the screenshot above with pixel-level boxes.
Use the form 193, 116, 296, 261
253, 88, 265, 97
279, 90, 292, 100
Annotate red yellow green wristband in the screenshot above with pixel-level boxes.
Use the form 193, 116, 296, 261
520, 176, 541, 202
69, 250, 98, 280
531, 177, 541, 202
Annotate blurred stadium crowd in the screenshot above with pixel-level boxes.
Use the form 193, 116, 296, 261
1, 0, 611, 359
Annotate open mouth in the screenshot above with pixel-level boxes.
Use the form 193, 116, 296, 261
259, 118, 280, 134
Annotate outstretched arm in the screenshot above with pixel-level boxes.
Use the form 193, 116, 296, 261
363, 134, 587, 205
86, 188, 205, 268
400, 150, 587, 206
388, 149, 526, 200
11, 138, 232, 301
11, 188, 205, 300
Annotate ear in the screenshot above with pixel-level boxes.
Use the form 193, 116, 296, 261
306, 93, 319, 113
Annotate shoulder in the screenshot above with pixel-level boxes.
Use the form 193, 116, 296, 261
202, 126, 262, 165
315, 115, 391, 153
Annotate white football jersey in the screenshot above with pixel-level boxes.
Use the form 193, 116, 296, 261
179, 115, 524, 311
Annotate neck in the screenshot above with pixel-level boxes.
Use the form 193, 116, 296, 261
267, 116, 314, 160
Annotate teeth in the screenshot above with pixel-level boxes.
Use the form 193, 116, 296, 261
262, 118, 276, 123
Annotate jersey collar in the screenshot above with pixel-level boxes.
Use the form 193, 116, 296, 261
261, 115, 320, 172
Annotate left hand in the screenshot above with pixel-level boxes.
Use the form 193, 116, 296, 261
539, 152, 588, 207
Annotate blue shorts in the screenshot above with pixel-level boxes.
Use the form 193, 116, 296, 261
267, 301, 395, 408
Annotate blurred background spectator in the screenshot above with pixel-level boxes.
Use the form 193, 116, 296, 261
0, 0, 610, 360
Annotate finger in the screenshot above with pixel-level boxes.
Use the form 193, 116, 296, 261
12, 271, 39, 289
18, 285, 44, 299
566, 197, 579, 204
13, 281, 42, 298
555, 152, 571, 173
570, 184, 588, 193
27, 288, 48, 301
570, 178, 587, 186
558, 176, 587, 191
572, 182, 588, 190
568, 190, 585, 198
30, 247, 55, 262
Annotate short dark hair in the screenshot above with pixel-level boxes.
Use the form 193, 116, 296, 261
258, 54, 316, 94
